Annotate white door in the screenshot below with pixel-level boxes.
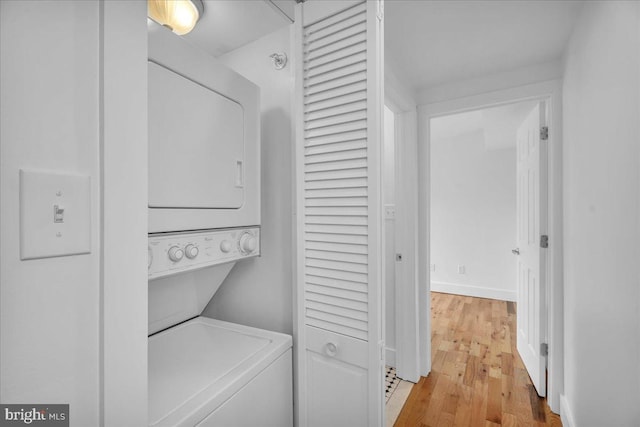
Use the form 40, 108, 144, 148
294, 1, 384, 426
515, 101, 548, 397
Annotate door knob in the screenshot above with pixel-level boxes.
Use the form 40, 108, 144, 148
512, 248, 520, 255
325, 342, 338, 357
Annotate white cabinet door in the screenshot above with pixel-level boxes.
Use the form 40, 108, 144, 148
515, 101, 548, 397
294, 1, 384, 426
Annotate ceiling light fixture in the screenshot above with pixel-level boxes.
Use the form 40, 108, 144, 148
148, 0, 204, 36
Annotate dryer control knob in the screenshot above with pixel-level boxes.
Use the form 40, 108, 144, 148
220, 240, 232, 253
239, 233, 257, 255
168, 246, 184, 262
184, 244, 199, 259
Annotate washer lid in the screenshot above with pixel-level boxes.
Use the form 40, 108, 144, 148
148, 317, 292, 426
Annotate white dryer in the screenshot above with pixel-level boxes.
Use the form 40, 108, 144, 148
147, 22, 260, 234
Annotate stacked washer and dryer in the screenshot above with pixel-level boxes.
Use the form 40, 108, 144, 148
146, 23, 293, 427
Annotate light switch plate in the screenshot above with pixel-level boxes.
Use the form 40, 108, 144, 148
384, 204, 396, 220
20, 169, 91, 260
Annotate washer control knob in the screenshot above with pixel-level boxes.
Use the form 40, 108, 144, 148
220, 240, 232, 253
168, 246, 184, 262
184, 244, 199, 259
239, 233, 257, 255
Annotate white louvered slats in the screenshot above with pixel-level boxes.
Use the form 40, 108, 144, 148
302, 1, 371, 342
296, 1, 383, 425
305, 111, 367, 132
305, 233, 367, 245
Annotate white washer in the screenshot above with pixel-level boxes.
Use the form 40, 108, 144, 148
148, 229, 293, 427
149, 317, 292, 427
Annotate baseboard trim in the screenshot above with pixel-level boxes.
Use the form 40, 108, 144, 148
385, 347, 396, 367
431, 281, 516, 302
560, 394, 576, 427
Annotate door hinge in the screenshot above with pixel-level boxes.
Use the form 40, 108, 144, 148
541, 343, 548, 357
540, 235, 549, 248
540, 126, 549, 141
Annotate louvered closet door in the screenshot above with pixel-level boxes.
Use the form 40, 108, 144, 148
294, 1, 384, 426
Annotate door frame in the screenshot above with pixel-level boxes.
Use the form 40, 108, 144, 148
417, 79, 564, 413
101, 1, 149, 425
384, 77, 420, 383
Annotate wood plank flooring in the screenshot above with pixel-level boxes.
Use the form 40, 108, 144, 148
394, 292, 562, 427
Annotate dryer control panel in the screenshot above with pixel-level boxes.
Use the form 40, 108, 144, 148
148, 227, 260, 280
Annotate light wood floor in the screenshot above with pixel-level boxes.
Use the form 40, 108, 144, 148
394, 292, 561, 427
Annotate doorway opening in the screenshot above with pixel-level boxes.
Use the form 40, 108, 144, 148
417, 80, 564, 415
429, 101, 537, 304
419, 99, 555, 421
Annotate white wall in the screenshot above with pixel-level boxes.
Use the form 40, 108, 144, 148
1, 2, 149, 425
0, 1, 100, 423
203, 26, 294, 334
383, 106, 397, 365
561, 1, 640, 426
430, 130, 517, 301
417, 60, 563, 105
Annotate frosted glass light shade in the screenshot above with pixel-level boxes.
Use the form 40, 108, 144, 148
148, 0, 203, 36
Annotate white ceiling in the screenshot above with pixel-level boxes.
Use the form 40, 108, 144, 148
385, 0, 584, 91
431, 101, 538, 150
177, 1, 583, 90
182, 0, 292, 58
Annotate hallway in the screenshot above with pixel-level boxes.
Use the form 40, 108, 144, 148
394, 293, 561, 426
